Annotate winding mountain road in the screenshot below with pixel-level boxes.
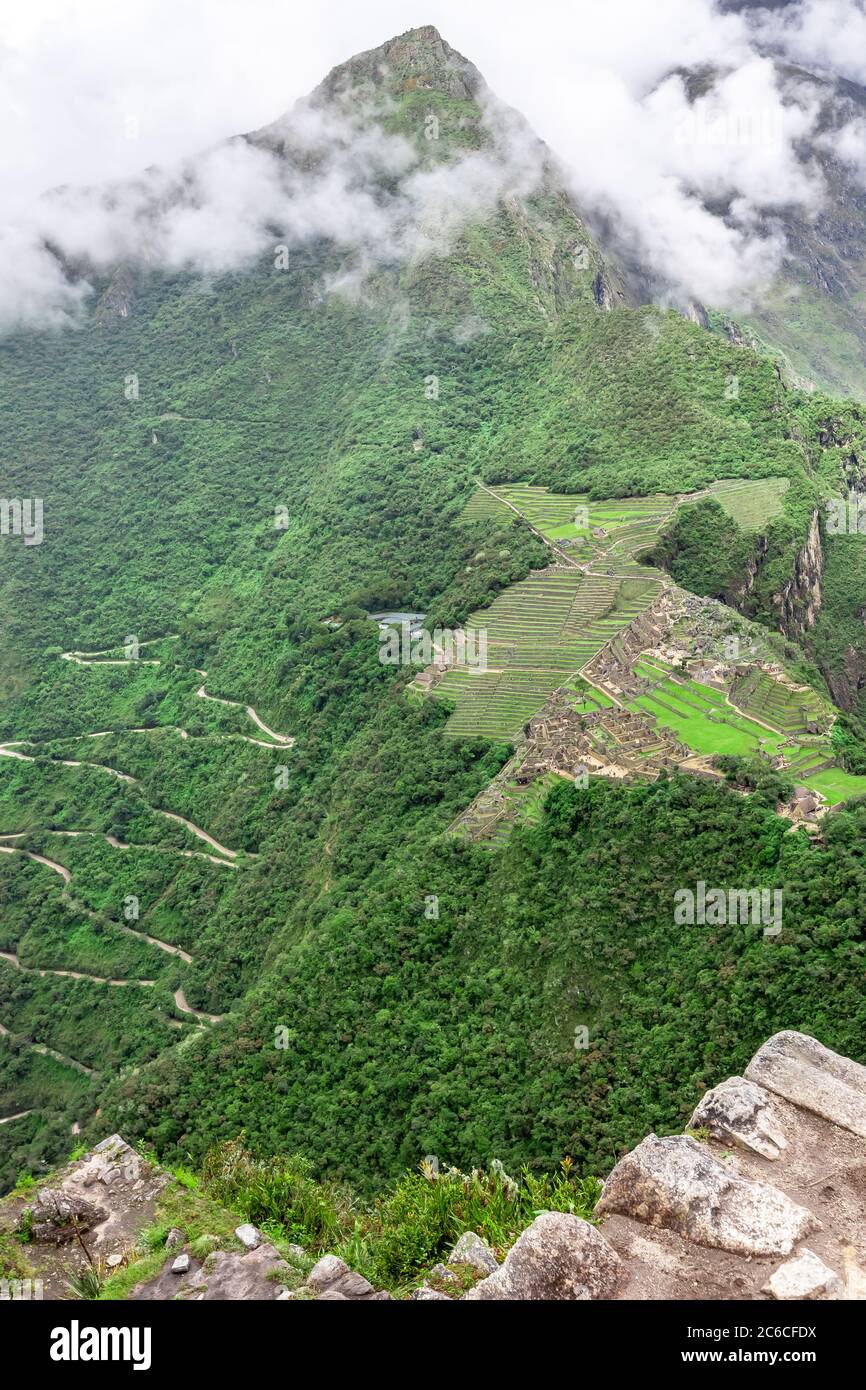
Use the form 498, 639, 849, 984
0, 950, 154, 987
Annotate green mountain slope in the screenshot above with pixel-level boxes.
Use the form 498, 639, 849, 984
2, 25, 866, 1194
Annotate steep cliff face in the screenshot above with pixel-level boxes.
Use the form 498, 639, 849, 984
775, 508, 824, 638
727, 530, 770, 610
823, 642, 866, 713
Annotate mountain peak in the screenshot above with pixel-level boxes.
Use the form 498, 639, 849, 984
313, 25, 483, 105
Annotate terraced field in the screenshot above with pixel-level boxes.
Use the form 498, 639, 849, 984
706, 478, 790, 530
464, 478, 792, 552
454, 479, 866, 804
628, 659, 794, 759
451, 768, 562, 847
803, 767, 866, 804
728, 668, 830, 736
431, 669, 559, 740
460, 487, 512, 524
626, 659, 859, 796
430, 566, 661, 739
482, 484, 677, 553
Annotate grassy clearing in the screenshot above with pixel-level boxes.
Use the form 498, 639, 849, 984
628, 661, 786, 758
803, 767, 866, 803
707, 477, 790, 530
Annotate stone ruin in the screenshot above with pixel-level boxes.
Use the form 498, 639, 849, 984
516, 692, 691, 785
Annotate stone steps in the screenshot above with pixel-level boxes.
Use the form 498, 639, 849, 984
594, 1032, 866, 1300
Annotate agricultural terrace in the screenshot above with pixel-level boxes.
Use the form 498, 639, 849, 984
627, 658, 813, 761
466, 483, 676, 559
450, 766, 563, 847
705, 477, 790, 530
463, 478, 791, 553
430, 567, 661, 739
728, 668, 830, 736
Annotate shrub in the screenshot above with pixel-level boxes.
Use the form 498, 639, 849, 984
365, 1157, 601, 1285
199, 1136, 349, 1248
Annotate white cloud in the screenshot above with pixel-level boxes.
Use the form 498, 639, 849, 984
751, 0, 866, 87
0, 0, 865, 328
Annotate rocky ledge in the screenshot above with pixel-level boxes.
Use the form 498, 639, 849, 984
5, 1031, 865, 1300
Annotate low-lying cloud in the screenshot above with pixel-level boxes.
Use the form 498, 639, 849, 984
1, 0, 865, 331
0, 91, 546, 332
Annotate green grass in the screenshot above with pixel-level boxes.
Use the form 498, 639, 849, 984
627, 663, 786, 759
803, 768, 866, 803
706, 478, 790, 530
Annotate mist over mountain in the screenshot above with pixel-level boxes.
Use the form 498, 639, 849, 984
2, 13, 866, 1314
4, 2, 866, 397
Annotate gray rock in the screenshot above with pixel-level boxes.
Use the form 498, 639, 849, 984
171, 1253, 190, 1274
329, 1271, 376, 1298
106, 1253, 124, 1268
234, 1223, 261, 1250
184, 1243, 291, 1300
165, 1228, 186, 1249
307, 1254, 349, 1291
286, 1243, 306, 1262
763, 1249, 844, 1301
317, 1289, 349, 1300
690, 1076, 788, 1160
129, 1257, 202, 1301
596, 1134, 819, 1256
92, 1134, 129, 1154
448, 1231, 499, 1275
463, 1212, 621, 1300
304, 1254, 388, 1301
428, 1263, 458, 1283
24, 1189, 107, 1245
413, 1287, 451, 1300
746, 1031, 866, 1140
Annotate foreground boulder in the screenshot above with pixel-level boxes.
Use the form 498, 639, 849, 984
306, 1253, 392, 1300
184, 1243, 291, 1300
462, 1212, 621, 1300
689, 1076, 787, 1160
596, 1134, 818, 1256
23, 1190, 107, 1245
745, 1031, 866, 1140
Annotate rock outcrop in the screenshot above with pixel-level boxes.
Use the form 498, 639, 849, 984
4, 1031, 865, 1301
762, 1249, 845, 1301
689, 1075, 788, 1160
597, 1031, 866, 1300
463, 1213, 622, 1300
745, 1030, 866, 1139
596, 1133, 818, 1256
776, 508, 823, 638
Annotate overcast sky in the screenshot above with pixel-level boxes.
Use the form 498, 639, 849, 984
2, 0, 865, 326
